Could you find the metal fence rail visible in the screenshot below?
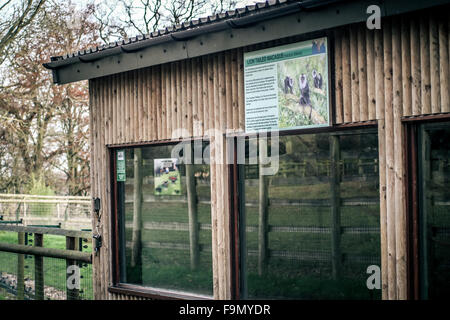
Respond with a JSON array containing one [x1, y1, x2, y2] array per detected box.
[[0, 225, 92, 300]]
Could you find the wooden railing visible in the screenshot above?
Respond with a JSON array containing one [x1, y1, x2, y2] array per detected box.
[[0, 225, 92, 300]]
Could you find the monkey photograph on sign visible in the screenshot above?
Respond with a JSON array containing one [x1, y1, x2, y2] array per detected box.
[[277, 46, 329, 129]]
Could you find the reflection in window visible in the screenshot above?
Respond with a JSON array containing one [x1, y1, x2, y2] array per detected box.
[[419, 124, 450, 299], [116, 142, 212, 296], [239, 130, 381, 299]]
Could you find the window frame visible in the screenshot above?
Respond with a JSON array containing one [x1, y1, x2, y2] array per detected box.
[[404, 117, 450, 300], [108, 138, 214, 300]]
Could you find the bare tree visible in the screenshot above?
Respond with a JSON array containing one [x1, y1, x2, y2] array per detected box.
[[0, 2, 98, 194], [0, 0, 46, 65], [94, 0, 255, 44]]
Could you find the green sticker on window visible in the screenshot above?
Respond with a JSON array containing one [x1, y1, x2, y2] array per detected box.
[[117, 150, 126, 182]]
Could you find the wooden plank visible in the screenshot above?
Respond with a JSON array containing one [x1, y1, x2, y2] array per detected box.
[[118, 74, 123, 143], [334, 29, 344, 124], [383, 20, 397, 300], [137, 69, 143, 141], [393, 20, 407, 300], [231, 49, 239, 130], [202, 55, 209, 132], [165, 63, 171, 140], [147, 67, 153, 141], [350, 25, 360, 122], [237, 47, 245, 130], [177, 61, 183, 136], [88, 80, 99, 298], [187, 59, 193, 137], [365, 29, 376, 120], [208, 55, 215, 133], [171, 62, 177, 138], [420, 16, 432, 114], [374, 28, 385, 120], [401, 17, 412, 117], [342, 27, 352, 122], [225, 51, 233, 130], [357, 26, 368, 121], [99, 71, 109, 299], [191, 58, 198, 137], [411, 16, 422, 116], [111, 74, 117, 143], [181, 60, 188, 136], [378, 119, 388, 299], [439, 15, 450, 112], [196, 57, 204, 137], [160, 65, 166, 140], [156, 65, 162, 141], [125, 72, 131, 142], [429, 15, 441, 114]]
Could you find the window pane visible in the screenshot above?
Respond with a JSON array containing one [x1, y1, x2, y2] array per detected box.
[[117, 142, 213, 296], [240, 131, 381, 299], [419, 125, 450, 299]]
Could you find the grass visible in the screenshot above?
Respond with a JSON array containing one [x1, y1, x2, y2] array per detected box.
[[0, 231, 93, 300]]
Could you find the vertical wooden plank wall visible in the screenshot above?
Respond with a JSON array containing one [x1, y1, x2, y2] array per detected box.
[[334, 11, 450, 299], [89, 48, 244, 300], [89, 9, 449, 300]]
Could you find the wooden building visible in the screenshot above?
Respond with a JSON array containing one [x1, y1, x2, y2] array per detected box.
[[44, 0, 450, 300]]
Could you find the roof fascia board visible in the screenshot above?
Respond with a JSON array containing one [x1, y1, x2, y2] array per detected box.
[[51, 0, 450, 84]]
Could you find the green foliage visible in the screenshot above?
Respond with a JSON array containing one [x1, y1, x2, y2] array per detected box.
[[27, 174, 55, 216]]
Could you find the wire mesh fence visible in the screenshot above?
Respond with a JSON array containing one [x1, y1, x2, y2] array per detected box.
[[0, 229, 93, 300], [0, 194, 91, 230]]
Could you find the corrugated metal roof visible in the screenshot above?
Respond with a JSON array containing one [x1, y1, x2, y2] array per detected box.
[[50, 0, 301, 62]]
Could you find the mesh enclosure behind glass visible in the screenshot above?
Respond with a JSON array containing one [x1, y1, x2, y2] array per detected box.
[[117, 142, 213, 296], [239, 130, 381, 299], [419, 124, 450, 299]]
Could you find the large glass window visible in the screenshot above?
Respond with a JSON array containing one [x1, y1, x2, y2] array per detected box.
[[114, 142, 213, 297], [238, 129, 381, 299], [418, 123, 450, 299]]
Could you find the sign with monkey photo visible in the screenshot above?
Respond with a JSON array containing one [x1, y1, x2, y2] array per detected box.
[[244, 37, 330, 132]]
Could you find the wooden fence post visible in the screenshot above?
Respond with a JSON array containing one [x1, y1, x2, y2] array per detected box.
[[66, 236, 80, 300], [330, 135, 342, 279], [258, 139, 269, 276], [17, 232, 25, 300], [186, 164, 199, 270], [34, 233, 44, 300]]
